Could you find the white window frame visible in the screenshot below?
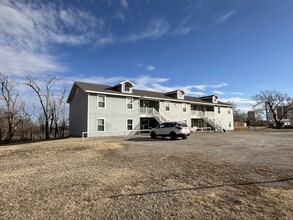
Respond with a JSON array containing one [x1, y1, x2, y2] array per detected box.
[[97, 95, 106, 109], [126, 118, 133, 130], [182, 103, 187, 113], [218, 106, 221, 114], [126, 97, 134, 110], [228, 108, 231, 114], [165, 101, 170, 112], [97, 118, 105, 131]]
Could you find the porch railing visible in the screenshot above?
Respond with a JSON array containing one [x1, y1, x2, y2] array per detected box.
[[191, 110, 215, 118]]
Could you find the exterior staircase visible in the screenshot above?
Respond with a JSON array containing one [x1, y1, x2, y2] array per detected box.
[[202, 116, 225, 132], [140, 107, 169, 123]]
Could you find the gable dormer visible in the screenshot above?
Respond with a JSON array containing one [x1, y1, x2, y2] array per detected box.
[[165, 89, 186, 100], [112, 80, 135, 94], [200, 95, 219, 103]]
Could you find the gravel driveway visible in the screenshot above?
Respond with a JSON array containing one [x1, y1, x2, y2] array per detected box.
[[123, 130, 293, 169]]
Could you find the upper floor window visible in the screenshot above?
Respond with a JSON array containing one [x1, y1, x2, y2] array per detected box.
[[166, 102, 170, 111], [182, 103, 187, 112], [228, 108, 231, 114], [97, 119, 105, 131], [218, 106, 221, 113], [125, 83, 130, 92], [97, 95, 105, 108], [126, 97, 134, 109]]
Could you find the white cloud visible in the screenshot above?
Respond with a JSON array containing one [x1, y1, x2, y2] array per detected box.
[[146, 65, 156, 71], [215, 11, 236, 24], [221, 97, 255, 112], [120, 0, 128, 9], [115, 11, 126, 21], [126, 17, 170, 42], [231, 92, 244, 95], [212, 90, 225, 95], [0, 46, 65, 75], [0, 0, 107, 76], [210, 83, 228, 88], [173, 26, 193, 35]]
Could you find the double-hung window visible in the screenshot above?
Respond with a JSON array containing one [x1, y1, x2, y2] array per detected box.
[[97, 119, 105, 131], [126, 98, 133, 109], [218, 106, 221, 114], [182, 103, 187, 112], [98, 96, 105, 108], [127, 119, 133, 130], [166, 102, 170, 111]]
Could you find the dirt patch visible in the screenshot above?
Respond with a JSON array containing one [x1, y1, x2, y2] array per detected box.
[[0, 132, 292, 219]]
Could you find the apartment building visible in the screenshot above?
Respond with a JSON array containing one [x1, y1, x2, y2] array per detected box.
[[67, 80, 234, 136]]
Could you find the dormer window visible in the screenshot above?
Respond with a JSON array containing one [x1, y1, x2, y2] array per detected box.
[[165, 89, 186, 100], [112, 80, 135, 94], [125, 83, 130, 92]]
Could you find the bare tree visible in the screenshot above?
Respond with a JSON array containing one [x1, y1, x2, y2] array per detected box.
[[253, 90, 293, 128], [234, 109, 248, 122], [50, 85, 67, 138], [25, 75, 56, 139], [0, 73, 27, 143]]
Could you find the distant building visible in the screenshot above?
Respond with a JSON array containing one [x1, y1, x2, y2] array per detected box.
[[268, 105, 293, 127]]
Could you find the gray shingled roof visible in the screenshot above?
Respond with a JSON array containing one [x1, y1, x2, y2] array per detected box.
[[67, 81, 232, 106]]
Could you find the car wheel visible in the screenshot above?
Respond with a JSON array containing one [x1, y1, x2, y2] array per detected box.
[[150, 132, 156, 139], [170, 132, 177, 140], [182, 135, 187, 139]]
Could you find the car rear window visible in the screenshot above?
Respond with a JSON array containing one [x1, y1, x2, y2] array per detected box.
[[177, 123, 188, 127]]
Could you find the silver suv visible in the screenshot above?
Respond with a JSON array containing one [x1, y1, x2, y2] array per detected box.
[[150, 122, 191, 140]]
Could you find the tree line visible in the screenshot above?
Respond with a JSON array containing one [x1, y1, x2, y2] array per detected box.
[[0, 72, 68, 144], [233, 90, 293, 128]]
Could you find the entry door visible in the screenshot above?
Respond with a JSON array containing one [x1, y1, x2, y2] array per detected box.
[[198, 120, 203, 128], [143, 101, 149, 108], [142, 119, 149, 129]]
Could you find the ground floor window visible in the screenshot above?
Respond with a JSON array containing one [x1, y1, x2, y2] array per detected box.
[[97, 119, 105, 131], [127, 119, 133, 130]]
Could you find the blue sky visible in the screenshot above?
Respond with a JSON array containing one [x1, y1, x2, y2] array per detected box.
[[1, 0, 293, 111]]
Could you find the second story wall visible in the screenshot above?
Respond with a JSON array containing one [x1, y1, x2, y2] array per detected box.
[[88, 94, 140, 132], [159, 100, 191, 126]]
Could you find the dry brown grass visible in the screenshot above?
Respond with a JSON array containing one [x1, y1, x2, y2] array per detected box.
[[0, 137, 292, 219]]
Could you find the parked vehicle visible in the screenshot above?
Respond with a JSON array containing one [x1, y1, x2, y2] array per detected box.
[[150, 122, 190, 140]]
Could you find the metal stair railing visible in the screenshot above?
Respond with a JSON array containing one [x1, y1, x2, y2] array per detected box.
[[140, 107, 169, 123], [202, 115, 224, 132]]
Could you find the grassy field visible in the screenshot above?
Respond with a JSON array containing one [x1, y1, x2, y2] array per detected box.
[[0, 132, 293, 219]]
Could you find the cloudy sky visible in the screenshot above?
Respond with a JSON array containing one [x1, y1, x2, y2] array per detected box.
[[1, 0, 293, 111]]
